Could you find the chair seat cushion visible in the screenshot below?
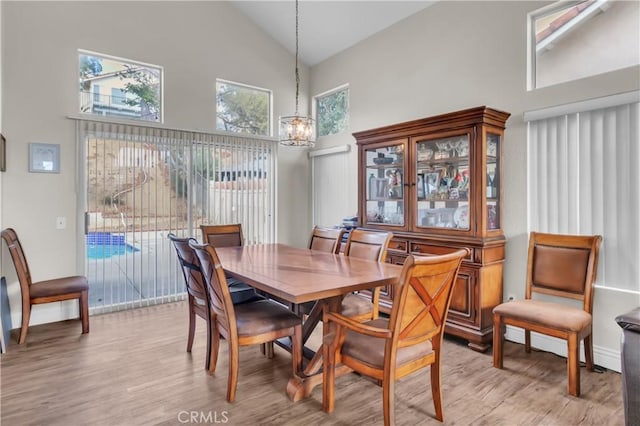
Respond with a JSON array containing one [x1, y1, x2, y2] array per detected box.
[[235, 300, 301, 336], [341, 293, 374, 318], [493, 299, 592, 332], [342, 318, 433, 369], [228, 281, 263, 305], [31, 276, 89, 299]]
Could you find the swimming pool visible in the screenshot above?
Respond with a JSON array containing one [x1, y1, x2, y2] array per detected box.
[[86, 232, 139, 260]]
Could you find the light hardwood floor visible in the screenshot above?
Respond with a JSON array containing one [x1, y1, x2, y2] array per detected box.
[[0, 302, 623, 425]]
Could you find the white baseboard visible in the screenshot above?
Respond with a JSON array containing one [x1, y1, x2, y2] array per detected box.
[[505, 326, 621, 373]]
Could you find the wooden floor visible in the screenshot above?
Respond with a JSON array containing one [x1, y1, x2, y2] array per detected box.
[[1, 302, 623, 425]]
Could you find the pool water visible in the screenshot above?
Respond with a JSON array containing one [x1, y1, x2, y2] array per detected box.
[[87, 243, 138, 259], [86, 232, 139, 259]]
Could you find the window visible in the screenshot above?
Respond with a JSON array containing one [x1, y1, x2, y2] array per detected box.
[[216, 79, 271, 137], [528, 0, 640, 90], [526, 92, 640, 292], [79, 50, 163, 122], [314, 85, 349, 137]]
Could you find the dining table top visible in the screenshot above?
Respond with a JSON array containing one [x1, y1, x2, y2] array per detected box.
[[215, 243, 403, 304]]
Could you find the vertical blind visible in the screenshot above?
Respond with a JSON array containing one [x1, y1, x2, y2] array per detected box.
[[75, 118, 277, 313], [527, 96, 640, 292]]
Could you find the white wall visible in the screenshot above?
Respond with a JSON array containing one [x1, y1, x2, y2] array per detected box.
[[0, 1, 312, 328], [310, 0, 640, 370]]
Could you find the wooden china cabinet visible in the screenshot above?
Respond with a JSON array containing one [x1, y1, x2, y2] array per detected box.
[[354, 106, 510, 352]]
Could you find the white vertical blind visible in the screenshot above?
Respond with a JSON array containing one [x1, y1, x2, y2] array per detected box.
[[310, 146, 350, 227], [527, 99, 640, 292], [75, 118, 276, 313]]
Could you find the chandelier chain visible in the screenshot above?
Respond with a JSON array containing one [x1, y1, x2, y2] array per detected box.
[[295, 0, 300, 114]]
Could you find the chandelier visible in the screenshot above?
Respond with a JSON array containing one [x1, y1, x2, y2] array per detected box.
[[279, 0, 315, 147]]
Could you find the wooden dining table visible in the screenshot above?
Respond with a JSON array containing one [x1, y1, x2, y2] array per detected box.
[[215, 243, 402, 401]]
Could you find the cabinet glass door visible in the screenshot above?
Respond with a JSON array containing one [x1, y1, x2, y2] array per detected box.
[[415, 134, 470, 230], [487, 133, 500, 230], [364, 144, 405, 226]]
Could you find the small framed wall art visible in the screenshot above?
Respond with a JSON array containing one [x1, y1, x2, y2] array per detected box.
[[29, 143, 60, 173]]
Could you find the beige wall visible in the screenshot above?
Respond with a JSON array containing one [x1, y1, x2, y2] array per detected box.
[[0, 1, 312, 327], [309, 0, 640, 367]]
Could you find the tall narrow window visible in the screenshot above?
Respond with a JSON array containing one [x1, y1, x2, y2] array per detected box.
[[526, 93, 640, 292], [528, 0, 639, 89], [79, 50, 163, 122], [216, 79, 272, 137], [314, 85, 349, 137]]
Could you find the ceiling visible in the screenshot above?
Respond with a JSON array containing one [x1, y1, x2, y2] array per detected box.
[[230, 1, 436, 66]]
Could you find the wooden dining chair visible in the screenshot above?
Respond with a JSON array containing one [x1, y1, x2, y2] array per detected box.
[[199, 223, 260, 305], [1, 228, 89, 344], [322, 249, 468, 425], [340, 229, 393, 322], [168, 233, 213, 371], [308, 226, 345, 254], [200, 223, 244, 247], [493, 232, 602, 397], [189, 241, 303, 402]]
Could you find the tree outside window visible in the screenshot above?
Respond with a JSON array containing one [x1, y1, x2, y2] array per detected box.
[[216, 80, 271, 137], [79, 50, 162, 122], [315, 86, 349, 137]]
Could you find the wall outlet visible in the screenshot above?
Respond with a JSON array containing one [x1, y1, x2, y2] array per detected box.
[[56, 217, 66, 229], [507, 294, 516, 302]]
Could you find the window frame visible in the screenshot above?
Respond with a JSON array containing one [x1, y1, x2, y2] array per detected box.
[[215, 78, 273, 137], [78, 49, 164, 123], [526, 0, 638, 91], [313, 84, 350, 138]]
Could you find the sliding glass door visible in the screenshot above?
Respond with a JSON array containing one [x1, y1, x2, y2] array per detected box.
[[77, 120, 276, 313]]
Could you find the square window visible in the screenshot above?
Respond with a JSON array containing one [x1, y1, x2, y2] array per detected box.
[[315, 86, 349, 137], [216, 80, 272, 137], [79, 50, 163, 122]]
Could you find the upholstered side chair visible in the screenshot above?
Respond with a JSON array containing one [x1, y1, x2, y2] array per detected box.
[[1, 228, 89, 344], [492, 232, 602, 397]]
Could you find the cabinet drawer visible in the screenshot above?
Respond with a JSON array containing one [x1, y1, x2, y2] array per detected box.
[[387, 239, 408, 253], [410, 243, 473, 261]]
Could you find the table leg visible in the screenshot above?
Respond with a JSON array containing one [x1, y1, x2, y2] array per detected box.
[[286, 296, 353, 402]]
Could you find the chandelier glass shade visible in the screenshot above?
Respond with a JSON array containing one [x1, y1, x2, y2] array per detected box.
[[278, 0, 315, 147]]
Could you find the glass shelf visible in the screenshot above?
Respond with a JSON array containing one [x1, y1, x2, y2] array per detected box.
[[365, 144, 405, 226]]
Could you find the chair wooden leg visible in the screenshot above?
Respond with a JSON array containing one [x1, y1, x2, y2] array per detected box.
[[260, 343, 266, 355], [265, 341, 274, 359], [382, 370, 396, 426], [291, 325, 302, 375], [80, 290, 89, 334], [18, 302, 31, 344], [227, 342, 239, 402], [322, 336, 336, 413], [493, 313, 504, 369], [430, 353, 444, 422], [204, 315, 212, 372], [525, 329, 531, 353], [209, 327, 220, 375], [186, 298, 196, 353], [584, 334, 594, 371], [567, 333, 580, 397]]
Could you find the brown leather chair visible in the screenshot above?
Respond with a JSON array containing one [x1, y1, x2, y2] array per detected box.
[[308, 226, 345, 254], [340, 229, 393, 322], [189, 241, 303, 402], [322, 249, 468, 425], [168, 233, 213, 371], [1, 228, 89, 344], [493, 232, 602, 397]]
